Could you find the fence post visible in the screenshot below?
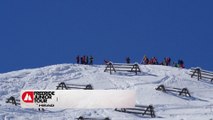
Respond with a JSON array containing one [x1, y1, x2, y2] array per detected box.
[[156, 85, 166, 92], [195, 68, 201, 80], [198, 68, 202, 80], [59, 82, 67, 90], [149, 105, 155, 118], [179, 88, 191, 97], [85, 84, 93, 90], [110, 63, 112, 74]]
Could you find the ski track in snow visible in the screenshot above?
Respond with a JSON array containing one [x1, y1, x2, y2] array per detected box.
[[0, 64, 213, 120]]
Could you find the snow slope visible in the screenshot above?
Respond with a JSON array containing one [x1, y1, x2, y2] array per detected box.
[[0, 64, 213, 120]]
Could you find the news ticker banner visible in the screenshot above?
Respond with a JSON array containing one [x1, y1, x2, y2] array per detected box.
[[21, 90, 136, 108]]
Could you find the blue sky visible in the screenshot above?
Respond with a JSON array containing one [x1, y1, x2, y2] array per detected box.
[[0, 0, 212, 73]]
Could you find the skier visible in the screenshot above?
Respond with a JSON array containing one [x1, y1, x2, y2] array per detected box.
[[166, 57, 171, 66], [162, 57, 166, 65], [163, 57, 171, 66], [89, 56, 94, 65], [83, 56, 86, 64], [80, 57, 84, 64], [152, 57, 158, 65], [126, 57, 130, 64], [149, 58, 153, 64], [86, 56, 89, 64], [76, 55, 80, 64], [142, 55, 149, 64], [178, 59, 184, 68]]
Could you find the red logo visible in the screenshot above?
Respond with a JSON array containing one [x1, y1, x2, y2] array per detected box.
[[22, 91, 34, 103]]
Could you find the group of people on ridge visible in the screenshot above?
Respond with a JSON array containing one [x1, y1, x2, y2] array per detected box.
[[76, 55, 94, 65], [142, 56, 184, 68], [142, 56, 171, 66], [142, 56, 159, 65], [125, 56, 184, 68], [76, 55, 185, 68]]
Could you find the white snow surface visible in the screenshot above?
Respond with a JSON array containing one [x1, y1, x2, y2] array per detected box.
[[0, 64, 213, 120]]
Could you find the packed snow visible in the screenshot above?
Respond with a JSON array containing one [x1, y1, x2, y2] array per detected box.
[[0, 64, 213, 120]]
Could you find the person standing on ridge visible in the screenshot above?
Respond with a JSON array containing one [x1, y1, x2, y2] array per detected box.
[[142, 55, 149, 64], [166, 57, 171, 66], [86, 56, 89, 64], [151, 57, 158, 65], [126, 57, 130, 64], [83, 56, 86, 64], [178, 59, 184, 68], [80, 56, 83, 64], [90, 56, 94, 65], [76, 55, 80, 64]]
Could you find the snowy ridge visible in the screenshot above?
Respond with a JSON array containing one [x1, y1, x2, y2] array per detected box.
[[0, 64, 213, 120]]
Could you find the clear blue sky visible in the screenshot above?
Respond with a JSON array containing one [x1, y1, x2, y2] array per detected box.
[[0, 0, 212, 73]]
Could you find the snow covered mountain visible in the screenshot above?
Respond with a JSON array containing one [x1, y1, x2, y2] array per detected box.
[[0, 64, 213, 120]]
